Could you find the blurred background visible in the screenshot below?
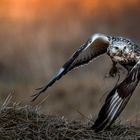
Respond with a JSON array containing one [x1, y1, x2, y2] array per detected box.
[[0, 0, 140, 121]]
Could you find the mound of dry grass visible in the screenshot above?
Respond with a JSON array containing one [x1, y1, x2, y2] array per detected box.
[[0, 96, 140, 140]]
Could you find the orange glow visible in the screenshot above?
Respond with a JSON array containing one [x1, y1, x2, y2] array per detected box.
[[0, 0, 139, 21]]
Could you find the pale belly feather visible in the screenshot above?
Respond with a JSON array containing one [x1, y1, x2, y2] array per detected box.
[[110, 51, 136, 64]]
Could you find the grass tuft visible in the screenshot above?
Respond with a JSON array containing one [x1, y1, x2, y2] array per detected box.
[[0, 100, 140, 140]]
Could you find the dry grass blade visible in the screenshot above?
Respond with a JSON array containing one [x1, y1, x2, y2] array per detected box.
[[0, 102, 140, 140], [1, 93, 12, 110]]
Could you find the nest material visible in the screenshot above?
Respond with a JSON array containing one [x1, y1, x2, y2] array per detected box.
[[0, 102, 140, 140]]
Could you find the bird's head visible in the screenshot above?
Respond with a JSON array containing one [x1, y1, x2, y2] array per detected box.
[[108, 41, 132, 57]]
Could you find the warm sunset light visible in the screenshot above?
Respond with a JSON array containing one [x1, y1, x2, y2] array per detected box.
[[0, 0, 140, 138], [0, 0, 139, 21]]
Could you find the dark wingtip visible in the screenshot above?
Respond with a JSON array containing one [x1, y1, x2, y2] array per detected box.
[[91, 124, 105, 133], [31, 86, 48, 102], [35, 87, 44, 90], [31, 93, 40, 102]]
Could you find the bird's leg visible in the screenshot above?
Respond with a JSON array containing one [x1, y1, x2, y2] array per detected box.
[[104, 62, 118, 79], [109, 62, 118, 77]]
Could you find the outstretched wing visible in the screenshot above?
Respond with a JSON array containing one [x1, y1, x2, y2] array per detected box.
[[92, 60, 140, 132], [31, 33, 109, 101]]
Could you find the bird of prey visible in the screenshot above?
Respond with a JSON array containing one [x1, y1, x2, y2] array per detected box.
[[31, 33, 140, 132]]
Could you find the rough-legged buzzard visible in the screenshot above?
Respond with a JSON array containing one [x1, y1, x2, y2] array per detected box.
[[31, 33, 140, 132]]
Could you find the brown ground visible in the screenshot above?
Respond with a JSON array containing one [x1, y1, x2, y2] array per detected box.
[[0, 97, 140, 140]]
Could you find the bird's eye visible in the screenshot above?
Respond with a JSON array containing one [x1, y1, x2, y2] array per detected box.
[[124, 46, 127, 49], [115, 46, 119, 50]]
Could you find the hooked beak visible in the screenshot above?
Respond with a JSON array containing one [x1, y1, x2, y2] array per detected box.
[[118, 50, 123, 56]]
